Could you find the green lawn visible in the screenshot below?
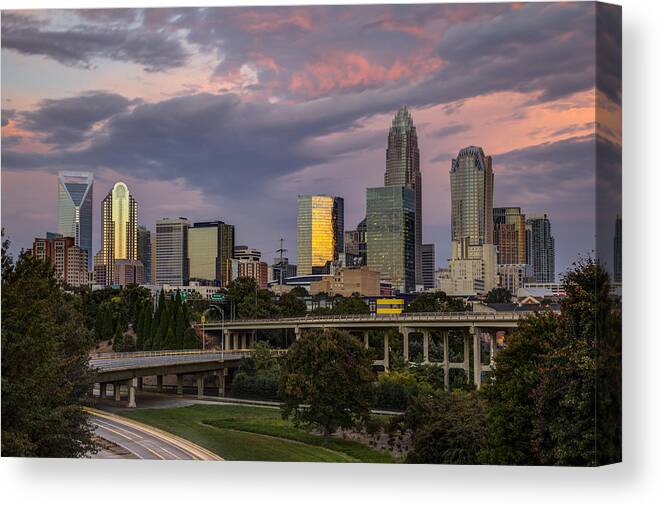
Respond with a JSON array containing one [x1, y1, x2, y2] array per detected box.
[[119, 404, 395, 463]]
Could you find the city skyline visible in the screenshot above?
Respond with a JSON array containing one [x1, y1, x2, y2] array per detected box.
[[1, 3, 622, 279]]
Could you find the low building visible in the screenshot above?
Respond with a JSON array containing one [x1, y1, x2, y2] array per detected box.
[[114, 259, 145, 286], [32, 236, 89, 287], [309, 266, 380, 297], [497, 263, 527, 293]]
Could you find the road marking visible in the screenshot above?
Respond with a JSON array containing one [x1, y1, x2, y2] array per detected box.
[[93, 421, 171, 460]]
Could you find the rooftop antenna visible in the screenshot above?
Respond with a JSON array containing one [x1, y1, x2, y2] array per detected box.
[[276, 238, 287, 286]]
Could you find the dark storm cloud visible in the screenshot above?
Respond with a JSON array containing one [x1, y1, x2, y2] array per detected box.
[[596, 3, 622, 105], [18, 92, 138, 147], [433, 123, 471, 138], [1, 109, 16, 127], [1, 12, 190, 72]]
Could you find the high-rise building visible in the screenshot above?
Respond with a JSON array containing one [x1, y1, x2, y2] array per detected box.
[[58, 171, 93, 269], [137, 226, 152, 284], [344, 218, 367, 266], [150, 233, 157, 287], [366, 186, 415, 293], [234, 245, 261, 262], [99, 182, 138, 284], [493, 207, 526, 264], [33, 236, 89, 287], [114, 259, 145, 287], [156, 217, 190, 286], [297, 195, 344, 276], [614, 215, 622, 283], [526, 214, 555, 283], [270, 257, 297, 283], [421, 243, 435, 290], [385, 107, 422, 286], [237, 259, 269, 289], [187, 220, 235, 287], [440, 147, 498, 296]]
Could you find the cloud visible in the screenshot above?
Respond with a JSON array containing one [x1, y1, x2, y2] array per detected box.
[[18, 91, 138, 147], [1, 109, 16, 127], [433, 123, 471, 138], [1, 11, 190, 72]]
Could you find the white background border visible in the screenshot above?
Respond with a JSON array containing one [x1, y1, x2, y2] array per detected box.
[[1, 0, 658, 504]]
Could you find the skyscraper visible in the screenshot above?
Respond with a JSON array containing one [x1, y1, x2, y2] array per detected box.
[[58, 171, 93, 269], [33, 236, 89, 287], [526, 214, 555, 283], [156, 217, 190, 286], [137, 226, 152, 284], [366, 186, 416, 293], [99, 181, 138, 284], [187, 220, 235, 287], [296, 195, 344, 275], [440, 146, 498, 296], [385, 106, 422, 287], [421, 243, 435, 290], [344, 218, 367, 266], [493, 207, 526, 264]]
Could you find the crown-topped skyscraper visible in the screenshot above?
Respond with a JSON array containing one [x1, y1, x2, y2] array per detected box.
[[384, 106, 422, 287]]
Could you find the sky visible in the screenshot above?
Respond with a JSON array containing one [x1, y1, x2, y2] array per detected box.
[[0, 2, 622, 278]]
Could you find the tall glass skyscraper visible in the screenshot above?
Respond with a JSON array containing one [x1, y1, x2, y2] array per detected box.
[[366, 186, 415, 294], [526, 214, 555, 283], [99, 182, 138, 284], [188, 221, 235, 287], [58, 171, 93, 269], [493, 207, 526, 264], [385, 107, 422, 286], [137, 226, 152, 284], [450, 146, 494, 247], [296, 195, 344, 275], [156, 217, 190, 286]]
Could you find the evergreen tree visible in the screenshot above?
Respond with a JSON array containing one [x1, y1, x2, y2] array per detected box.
[[183, 327, 201, 349], [142, 308, 153, 350], [165, 325, 176, 350], [112, 323, 124, 352], [175, 306, 186, 348]]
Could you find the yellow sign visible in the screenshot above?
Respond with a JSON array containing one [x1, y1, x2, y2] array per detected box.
[[376, 298, 404, 315]]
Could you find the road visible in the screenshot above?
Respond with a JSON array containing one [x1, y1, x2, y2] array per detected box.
[[87, 408, 222, 461]]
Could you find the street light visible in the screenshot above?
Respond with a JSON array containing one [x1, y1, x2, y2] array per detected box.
[[201, 305, 224, 356]]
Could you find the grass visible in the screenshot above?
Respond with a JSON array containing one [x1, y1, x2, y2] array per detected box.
[[119, 404, 395, 463]]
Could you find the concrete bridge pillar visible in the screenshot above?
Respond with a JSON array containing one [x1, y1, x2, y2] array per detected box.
[[490, 332, 497, 366], [217, 369, 226, 397], [363, 330, 369, 349], [137, 377, 143, 391], [223, 330, 229, 351], [233, 333, 239, 350], [443, 331, 450, 389], [422, 330, 430, 364], [472, 326, 482, 389], [99, 382, 107, 399], [463, 330, 471, 382], [157, 375, 164, 392], [177, 374, 184, 396], [128, 378, 137, 408], [113, 382, 121, 401], [295, 327, 301, 341], [383, 332, 389, 371], [401, 327, 411, 362], [196, 373, 204, 399]]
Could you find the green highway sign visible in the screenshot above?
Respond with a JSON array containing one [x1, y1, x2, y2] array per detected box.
[[211, 293, 225, 301]]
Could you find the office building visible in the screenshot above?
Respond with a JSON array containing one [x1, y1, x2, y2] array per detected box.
[[234, 245, 261, 261], [440, 147, 498, 296], [150, 233, 157, 287], [237, 259, 269, 289], [526, 214, 555, 283], [32, 236, 89, 287], [187, 220, 235, 287], [296, 195, 344, 276], [137, 226, 152, 284], [385, 107, 423, 286], [421, 243, 435, 290], [98, 181, 138, 285], [366, 186, 415, 293], [58, 171, 93, 269], [270, 257, 297, 283], [156, 217, 190, 286], [309, 266, 380, 297], [493, 207, 526, 264], [497, 263, 527, 293], [344, 218, 367, 266], [114, 259, 145, 287]]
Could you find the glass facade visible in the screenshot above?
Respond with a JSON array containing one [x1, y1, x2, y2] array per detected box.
[[366, 186, 415, 293], [450, 146, 494, 247], [385, 107, 422, 286], [526, 214, 555, 283], [296, 195, 344, 276], [100, 181, 138, 284], [58, 171, 93, 269], [156, 217, 190, 286], [137, 226, 152, 284], [493, 207, 526, 264], [187, 221, 235, 287]]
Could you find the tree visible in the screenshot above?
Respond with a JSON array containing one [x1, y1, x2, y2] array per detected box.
[[278, 291, 307, 317], [280, 329, 375, 435], [289, 286, 309, 298], [183, 327, 201, 349], [112, 323, 125, 352], [405, 291, 469, 313], [174, 305, 186, 347], [485, 287, 513, 303], [2, 238, 96, 457]]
